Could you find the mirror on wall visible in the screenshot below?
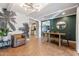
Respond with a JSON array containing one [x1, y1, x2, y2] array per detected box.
[[56, 21, 66, 30]]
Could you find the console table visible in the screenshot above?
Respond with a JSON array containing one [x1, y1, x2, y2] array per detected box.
[[44, 32, 66, 47]]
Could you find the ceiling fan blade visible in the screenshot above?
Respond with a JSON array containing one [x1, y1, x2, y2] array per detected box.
[[10, 11, 16, 16], [0, 12, 3, 16], [10, 18, 16, 23], [8, 22, 16, 31], [3, 11, 10, 16]]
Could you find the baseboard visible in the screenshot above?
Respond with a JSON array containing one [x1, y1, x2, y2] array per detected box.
[[63, 39, 76, 43], [76, 49, 79, 53]]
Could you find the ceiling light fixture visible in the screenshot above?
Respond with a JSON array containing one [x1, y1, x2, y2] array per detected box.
[[62, 12, 66, 15], [19, 3, 48, 12]]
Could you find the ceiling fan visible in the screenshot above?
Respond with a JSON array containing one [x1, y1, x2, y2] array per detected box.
[[0, 8, 16, 31]]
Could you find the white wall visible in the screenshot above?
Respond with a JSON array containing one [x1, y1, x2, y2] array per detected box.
[[38, 21, 42, 39], [14, 12, 29, 30], [76, 7, 79, 53], [8, 12, 29, 32]]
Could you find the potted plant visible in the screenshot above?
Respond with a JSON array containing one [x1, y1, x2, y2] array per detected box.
[[0, 8, 16, 48]]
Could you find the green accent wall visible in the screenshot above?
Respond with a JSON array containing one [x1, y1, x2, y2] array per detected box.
[[50, 15, 76, 41]]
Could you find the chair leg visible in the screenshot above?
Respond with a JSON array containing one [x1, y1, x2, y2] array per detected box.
[[61, 39, 63, 46], [67, 39, 69, 46]]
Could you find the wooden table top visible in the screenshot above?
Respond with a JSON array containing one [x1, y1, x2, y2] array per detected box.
[[44, 32, 66, 35], [50, 32, 66, 35]]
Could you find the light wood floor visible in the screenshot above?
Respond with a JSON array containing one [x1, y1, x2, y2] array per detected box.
[[0, 36, 78, 56]]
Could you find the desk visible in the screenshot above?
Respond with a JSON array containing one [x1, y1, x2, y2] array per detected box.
[[44, 32, 66, 47]]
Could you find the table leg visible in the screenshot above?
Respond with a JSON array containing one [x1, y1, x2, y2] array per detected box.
[[59, 35, 61, 47], [48, 33, 50, 42], [44, 34, 48, 42]]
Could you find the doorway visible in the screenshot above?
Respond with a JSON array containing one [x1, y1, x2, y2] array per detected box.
[[29, 19, 39, 38]]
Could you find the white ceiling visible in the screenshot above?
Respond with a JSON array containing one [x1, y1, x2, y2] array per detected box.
[[28, 3, 79, 21], [0, 3, 79, 21], [0, 3, 9, 8]]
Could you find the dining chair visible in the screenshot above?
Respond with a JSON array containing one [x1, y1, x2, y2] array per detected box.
[[61, 33, 70, 46]]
